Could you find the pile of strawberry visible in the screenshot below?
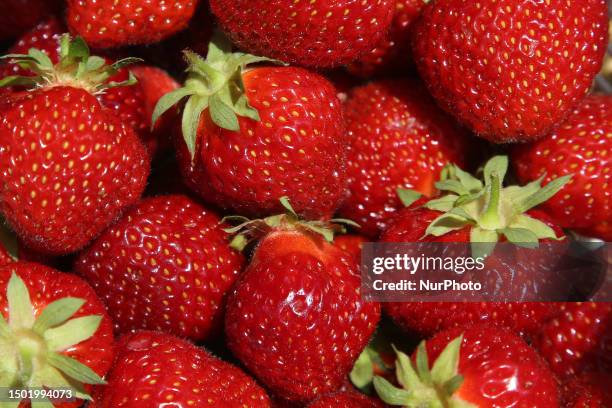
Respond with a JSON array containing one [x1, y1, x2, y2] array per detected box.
[[0, 0, 610, 407]]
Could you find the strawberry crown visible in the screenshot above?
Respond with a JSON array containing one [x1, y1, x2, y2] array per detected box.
[[373, 335, 477, 407], [398, 155, 570, 258], [222, 197, 359, 251], [0, 273, 105, 404], [0, 34, 141, 94], [152, 33, 284, 161]]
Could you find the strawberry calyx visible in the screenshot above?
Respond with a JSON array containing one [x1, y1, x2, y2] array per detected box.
[[399, 155, 570, 258], [0, 273, 106, 404], [0, 34, 141, 95], [151, 32, 284, 161], [373, 335, 476, 408], [223, 196, 358, 251]]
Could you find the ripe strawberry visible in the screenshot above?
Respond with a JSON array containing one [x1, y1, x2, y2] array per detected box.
[[66, 0, 199, 49], [513, 95, 612, 240], [334, 234, 368, 262], [0, 18, 180, 157], [0, 36, 150, 255], [209, 0, 395, 68], [75, 195, 244, 341], [412, 0, 609, 142], [307, 390, 384, 408], [337, 80, 471, 238], [154, 38, 347, 219], [224, 200, 380, 402], [0, 262, 114, 407], [380, 156, 569, 337], [0, 0, 61, 41], [90, 330, 271, 407], [348, 0, 427, 77], [561, 372, 612, 408], [535, 302, 612, 379], [374, 326, 560, 406]]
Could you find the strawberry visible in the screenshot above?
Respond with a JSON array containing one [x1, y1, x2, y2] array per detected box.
[[0, 0, 61, 41], [374, 325, 560, 407], [380, 156, 569, 337], [411, 0, 609, 142], [348, 0, 427, 78], [337, 80, 471, 238], [75, 195, 244, 342], [0, 244, 13, 265], [0, 19, 180, 157], [66, 0, 199, 49], [209, 0, 395, 68], [224, 199, 380, 403], [153, 37, 347, 219], [90, 330, 271, 407], [0, 262, 114, 407], [513, 95, 612, 240], [534, 302, 612, 379], [0, 36, 150, 255], [307, 390, 384, 408], [561, 372, 612, 408], [334, 234, 368, 263]]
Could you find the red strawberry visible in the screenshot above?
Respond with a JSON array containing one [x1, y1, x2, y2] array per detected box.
[[0, 19, 180, 157], [337, 80, 471, 238], [224, 200, 380, 402], [0, 0, 61, 41], [348, 0, 427, 77], [0, 262, 114, 407], [535, 302, 612, 379], [0, 244, 13, 265], [75, 195, 244, 341], [209, 0, 395, 68], [374, 325, 560, 407], [0, 36, 150, 255], [513, 95, 612, 240], [154, 38, 347, 219], [66, 0, 199, 49], [307, 390, 384, 408], [561, 371, 612, 408], [334, 234, 368, 262], [380, 156, 569, 337], [90, 330, 271, 407], [412, 0, 609, 142]]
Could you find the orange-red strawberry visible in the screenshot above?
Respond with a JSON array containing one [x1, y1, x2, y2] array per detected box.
[[334, 234, 368, 263], [0, 36, 149, 255], [154, 38, 347, 219], [209, 0, 395, 68], [224, 200, 380, 403], [412, 0, 609, 142], [513, 95, 612, 240], [91, 330, 271, 407], [0, 0, 61, 41], [374, 326, 560, 407], [337, 80, 470, 238], [75, 195, 244, 342], [0, 262, 114, 407], [535, 302, 612, 379], [348, 0, 427, 77], [380, 156, 569, 337], [66, 0, 199, 48], [307, 390, 384, 408], [0, 19, 180, 157]]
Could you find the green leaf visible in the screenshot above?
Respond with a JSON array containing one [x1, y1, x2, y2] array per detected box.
[[509, 214, 559, 240], [110, 57, 143, 72], [503, 176, 543, 206], [397, 188, 422, 208], [27, 48, 53, 69], [329, 218, 361, 228], [424, 195, 459, 212], [182, 95, 209, 160], [151, 87, 195, 128], [32, 298, 86, 335], [451, 166, 483, 192], [470, 228, 499, 259], [279, 196, 297, 217], [229, 234, 248, 252], [0, 76, 38, 88], [302, 224, 334, 242], [33, 364, 92, 401], [46, 353, 106, 385], [349, 349, 373, 389], [414, 342, 431, 385], [449, 207, 475, 222], [67, 36, 90, 60], [435, 179, 468, 196], [0, 313, 9, 338], [44, 315, 103, 352], [234, 93, 260, 122], [425, 213, 470, 237], [7, 273, 34, 329], [209, 93, 240, 131], [444, 374, 464, 395], [483, 156, 508, 184], [85, 56, 105, 71], [501, 228, 539, 248], [0, 401, 20, 408], [517, 175, 572, 213], [373, 376, 412, 406], [431, 335, 462, 385], [394, 346, 423, 390], [206, 31, 234, 62]]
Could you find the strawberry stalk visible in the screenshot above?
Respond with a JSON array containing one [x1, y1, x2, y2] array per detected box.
[[0, 273, 105, 404]]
